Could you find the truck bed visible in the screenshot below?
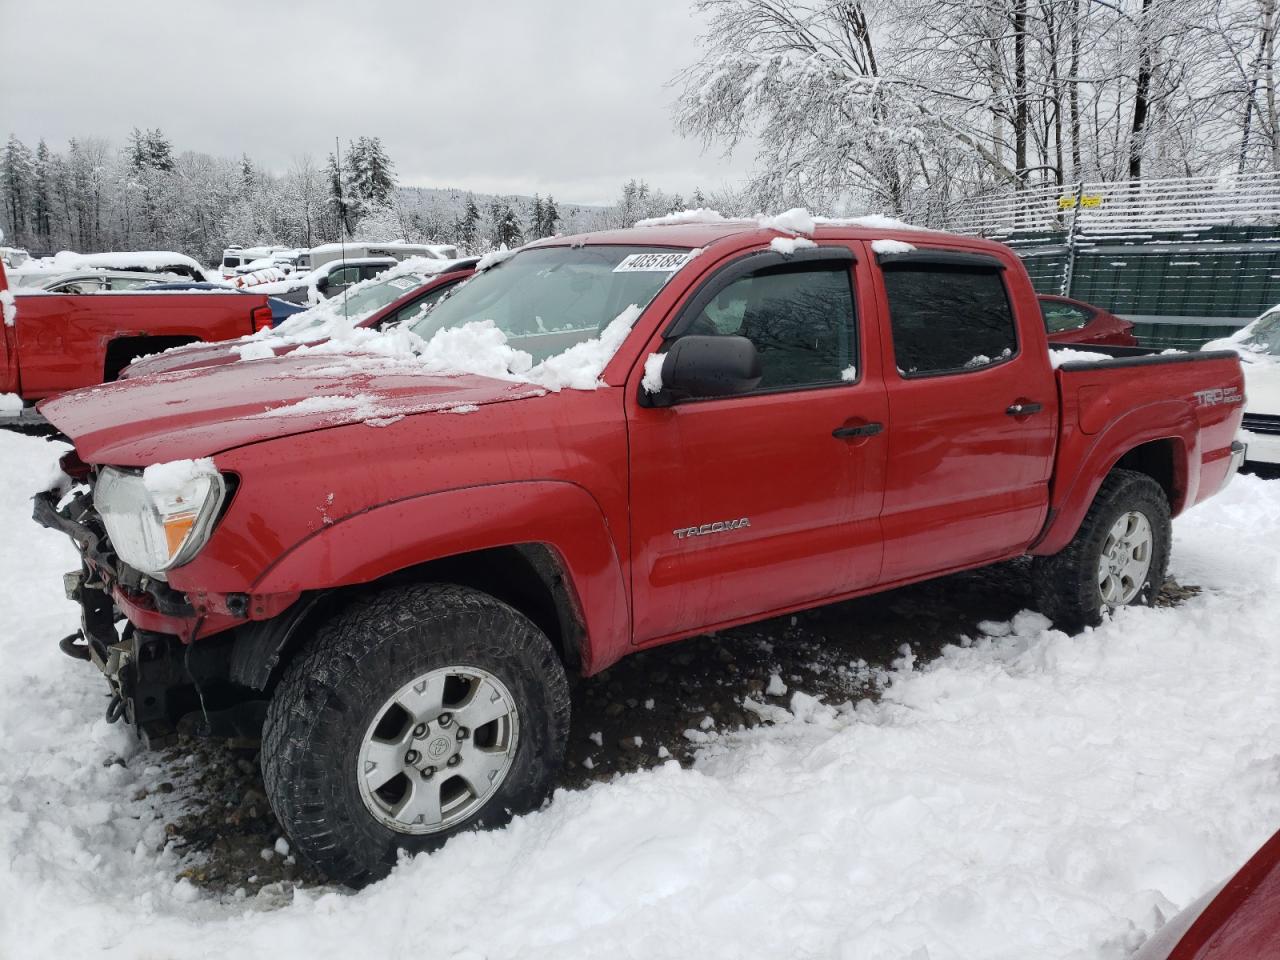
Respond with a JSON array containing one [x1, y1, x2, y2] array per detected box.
[[1035, 345, 1246, 554]]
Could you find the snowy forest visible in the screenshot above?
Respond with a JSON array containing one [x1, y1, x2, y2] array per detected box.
[[677, 0, 1279, 220], [2, 0, 1277, 260], [0, 130, 649, 263]]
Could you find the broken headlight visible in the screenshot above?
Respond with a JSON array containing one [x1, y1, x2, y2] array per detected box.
[[94, 464, 226, 579]]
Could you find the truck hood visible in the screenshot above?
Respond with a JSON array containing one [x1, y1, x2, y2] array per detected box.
[[39, 352, 545, 465]]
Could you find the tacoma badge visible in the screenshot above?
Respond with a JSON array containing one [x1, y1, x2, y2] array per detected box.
[[673, 518, 750, 540]]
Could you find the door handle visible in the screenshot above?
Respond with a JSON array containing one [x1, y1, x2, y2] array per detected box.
[[1005, 402, 1043, 416], [833, 422, 884, 439]]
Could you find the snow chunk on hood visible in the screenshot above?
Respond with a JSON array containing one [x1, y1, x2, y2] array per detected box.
[[871, 239, 917, 255], [293, 303, 647, 395], [529, 304, 644, 391], [769, 236, 817, 255], [0, 288, 14, 326], [0, 392, 21, 414], [142, 458, 218, 496]]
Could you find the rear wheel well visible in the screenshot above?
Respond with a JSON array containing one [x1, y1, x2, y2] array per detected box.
[[1113, 439, 1183, 512], [103, 335, 200, 381], [234, 544, 586, 694]]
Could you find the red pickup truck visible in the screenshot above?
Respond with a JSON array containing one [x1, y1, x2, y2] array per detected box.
[[33, 220, 1245, 886], [0, 259, 272, 429]]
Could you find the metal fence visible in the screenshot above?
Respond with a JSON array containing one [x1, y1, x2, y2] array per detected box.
[[948, 170, 1280, 238], [944, 171, 1280, 347]]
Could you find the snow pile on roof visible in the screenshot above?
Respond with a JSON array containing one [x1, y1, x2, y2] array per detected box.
[[2, 429, 1279, 959], [769, 236, 817, 255], [17, 250, 209, 277], [634, 207, 925, 236], [1050, 347, 1114, 367], [871, 239, 917, 255], [0, 288, 15, 326], [141, 457, 218, 497], [819, 213, 923, 231], [756, 208, 816, 235], [634, 208, 732, 229]]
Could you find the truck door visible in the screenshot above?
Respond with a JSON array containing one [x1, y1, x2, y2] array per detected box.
[[873, 249, 1057, 582], [627, 246, 889, 645]]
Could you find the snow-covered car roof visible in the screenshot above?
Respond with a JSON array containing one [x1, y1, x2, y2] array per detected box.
[[13, 250, 210, 282], [35, 269, 186, 289]]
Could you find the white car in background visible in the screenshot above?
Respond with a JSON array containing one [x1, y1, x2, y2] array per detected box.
[[1205, 303, 1280, 466], [31, 270, 186, 293]]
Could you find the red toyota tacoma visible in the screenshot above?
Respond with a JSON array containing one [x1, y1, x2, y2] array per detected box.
[[32, 219, 1245, 886], [0, 258, 272, 431]]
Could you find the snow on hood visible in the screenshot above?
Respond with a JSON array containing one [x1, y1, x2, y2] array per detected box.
[[43, 301, 644, 463], [39, 353, 548, 465]]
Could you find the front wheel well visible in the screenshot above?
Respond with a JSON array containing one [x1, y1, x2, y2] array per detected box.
[[232, 543, 587, 694]]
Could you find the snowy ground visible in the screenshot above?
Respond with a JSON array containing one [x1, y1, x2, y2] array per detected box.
[[1, 430, 1278, 960]]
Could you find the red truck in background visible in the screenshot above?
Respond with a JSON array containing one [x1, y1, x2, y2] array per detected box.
[[0, 258, 272, 430], [1040, 293, 1139, 348], [34, 220, 1245, 887]]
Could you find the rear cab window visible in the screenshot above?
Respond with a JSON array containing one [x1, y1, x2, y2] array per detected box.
[[880, 257, 1017, 377], [1041, 301, 1093, 333]]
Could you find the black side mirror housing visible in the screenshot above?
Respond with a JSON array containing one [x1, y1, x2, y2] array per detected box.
[[647, 335, 762, 407]]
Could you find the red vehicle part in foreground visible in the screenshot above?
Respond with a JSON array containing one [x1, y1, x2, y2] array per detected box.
[[1040, 292, 1140, 347], [1135, 827, 1280, 959], [0, 259, 272, 403], [119, 261, 476, 380]]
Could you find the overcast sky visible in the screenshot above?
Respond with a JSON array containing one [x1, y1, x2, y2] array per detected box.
[[0, 0, 755, 207]]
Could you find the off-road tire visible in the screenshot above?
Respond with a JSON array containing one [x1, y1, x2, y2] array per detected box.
[[1031, 468, 1171, 633], [262, 583, 571, 888]]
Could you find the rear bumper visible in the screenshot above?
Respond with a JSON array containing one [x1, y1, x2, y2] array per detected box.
[[1241, 429, 1280, 466]]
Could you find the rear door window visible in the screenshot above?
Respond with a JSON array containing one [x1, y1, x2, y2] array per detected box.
[[881, 265, 1017, 376]]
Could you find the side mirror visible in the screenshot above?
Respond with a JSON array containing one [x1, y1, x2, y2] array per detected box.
[[646, 335, 762, 407], [316, 275, 329, 291]]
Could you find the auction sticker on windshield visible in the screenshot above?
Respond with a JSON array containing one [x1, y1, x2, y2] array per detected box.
[[613, 252, 692, 273]]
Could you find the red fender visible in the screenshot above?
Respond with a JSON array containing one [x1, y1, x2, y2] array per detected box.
[[251, 480, 631, 673], [1033, 399, 1196, 556]]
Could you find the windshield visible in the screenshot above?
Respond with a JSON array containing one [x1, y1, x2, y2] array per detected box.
[[281, 273, 430, 334], [1240, 309, 1280, 356], [409, 246, 691, 363]]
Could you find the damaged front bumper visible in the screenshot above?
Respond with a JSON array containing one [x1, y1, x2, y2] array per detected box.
[[33, 489, 229, 746]]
